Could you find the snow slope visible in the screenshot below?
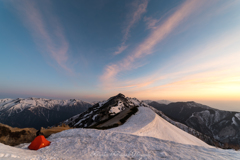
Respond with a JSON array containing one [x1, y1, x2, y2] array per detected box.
[[0, 128, 240, 160], [149, 100, 240, 148], [110, 107, 209, 147]]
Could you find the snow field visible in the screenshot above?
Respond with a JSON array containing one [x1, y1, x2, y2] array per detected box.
[[110, 107, 210, 147], [1, 128, 240, 160]]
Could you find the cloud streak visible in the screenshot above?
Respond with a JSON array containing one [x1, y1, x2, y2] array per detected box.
[[111, 28, 240, 100], [114, 45, 128, 55], [144, 16, 160, 30], [114, 0, 149, 55], [12, 0, 72, 73], [102, 0, 205, 88]]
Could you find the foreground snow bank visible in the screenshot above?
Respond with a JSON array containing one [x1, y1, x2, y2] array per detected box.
[[1, 128, 240, 160], [110, 107, 209, 147], [0, 107, 239, 159]]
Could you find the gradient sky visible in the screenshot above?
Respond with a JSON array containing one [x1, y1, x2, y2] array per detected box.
[[0, 0, 240, 111]]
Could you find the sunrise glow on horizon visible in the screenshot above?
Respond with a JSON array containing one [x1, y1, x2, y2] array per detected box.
[[0, 0, 240, 111]]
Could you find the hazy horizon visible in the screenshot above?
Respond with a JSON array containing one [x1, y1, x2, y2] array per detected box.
[[0, 94, 239, 112], [1, 0, 239, 112]]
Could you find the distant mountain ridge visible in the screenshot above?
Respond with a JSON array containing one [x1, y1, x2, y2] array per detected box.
[[0, 97, 92, 129], [143, 100, 171, 105], [148, 101, 240, 149]]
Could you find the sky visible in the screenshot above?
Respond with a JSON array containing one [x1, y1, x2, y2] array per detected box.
[[0, 0, 240, 111]]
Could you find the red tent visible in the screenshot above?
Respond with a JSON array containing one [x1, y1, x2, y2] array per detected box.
[[28, 135, 51, 150]]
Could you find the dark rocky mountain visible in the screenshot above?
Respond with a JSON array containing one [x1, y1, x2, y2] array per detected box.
[[0, 98, 92, 129], [148, 101, 240, 149], [60, 93, 140, 129]]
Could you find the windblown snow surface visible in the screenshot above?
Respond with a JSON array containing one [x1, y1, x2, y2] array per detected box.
[[110, 107, 209, 147], [1, 107, 240, 159]]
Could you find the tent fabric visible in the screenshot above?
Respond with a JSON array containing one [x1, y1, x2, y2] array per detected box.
[[28, 135, 51, 150]]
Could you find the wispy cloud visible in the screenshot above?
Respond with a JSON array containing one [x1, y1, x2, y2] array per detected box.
[[114, 0, 149, 55], [112, 28, 240, 100], [102, 0, 205, 88], [11, 0, 72, 73], [143, 16, 160, 30], [114, 45, 128, 55]]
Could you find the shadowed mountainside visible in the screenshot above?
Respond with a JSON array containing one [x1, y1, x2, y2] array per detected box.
[[148, 101, 240, 150]]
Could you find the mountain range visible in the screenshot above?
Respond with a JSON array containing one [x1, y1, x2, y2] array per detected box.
[[0, 98, 92, 129], [1, 94, 240, 159], [1, 95, 239, 150]]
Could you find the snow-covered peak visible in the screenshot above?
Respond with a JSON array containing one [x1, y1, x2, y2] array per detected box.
[[0, 97, 92, 129], [62, 93, 144, 128], [98, 100, 108, 107], [0, 98, 13, 104], [109, 100, 125, 115], [0, 98, 89, 114], [0, 98, 14, 110], [235, 113, 240, 120], [126, 97, 141, 106]]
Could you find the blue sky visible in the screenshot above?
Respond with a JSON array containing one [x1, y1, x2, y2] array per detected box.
[[0, 0, 240, 111]]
